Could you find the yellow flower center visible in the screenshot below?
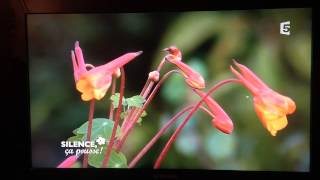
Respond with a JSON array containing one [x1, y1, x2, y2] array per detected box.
[[76, 73, 111, 101], [254, 97, 288, 136]]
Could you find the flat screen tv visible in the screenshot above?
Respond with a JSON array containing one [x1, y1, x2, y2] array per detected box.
[[8, 0, 317, 179]]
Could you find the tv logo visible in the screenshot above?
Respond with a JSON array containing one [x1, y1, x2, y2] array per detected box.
[[280, 21, 290, 35], [61, 137, 106, 156]]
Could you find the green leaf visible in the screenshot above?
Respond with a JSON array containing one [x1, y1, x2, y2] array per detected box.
[[110, 93, 145, 109], [67, 133, 85, 141], [88, 146, 128, 168], [71, 161, 81, 168], [120, 111, 128, 120], [110, 93, 127, 108], [137, 111, 147, 125], [137, 118, 143, 125], [72, 128, 78, 135], [75, 118, 121, 141], [126, 95, 145, 108], [141, 110, 147, 117]]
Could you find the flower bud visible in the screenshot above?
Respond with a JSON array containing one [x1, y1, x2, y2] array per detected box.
[[148, 71, 160, 82]]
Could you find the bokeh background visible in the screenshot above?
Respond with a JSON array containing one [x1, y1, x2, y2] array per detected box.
[[29, 8, 311, 171]]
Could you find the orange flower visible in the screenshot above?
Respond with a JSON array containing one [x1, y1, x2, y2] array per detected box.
[[163, 46, 205, 89], [71, 41, 142, 101], [195, 90, 234, 134], [230, 60, 296, 136]]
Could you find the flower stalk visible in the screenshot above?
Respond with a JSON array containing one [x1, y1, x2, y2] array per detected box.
[[109, 78, 117, 120], [102, 67, 126, 167], [129, 105, 213, 168], [82, 99, 95, 168], [154, 79, 240, 168]]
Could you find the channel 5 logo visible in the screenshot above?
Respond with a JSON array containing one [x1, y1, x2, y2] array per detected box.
[[280, 21, 290, 36]]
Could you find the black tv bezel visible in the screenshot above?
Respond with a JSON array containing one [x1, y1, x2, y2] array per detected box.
[[8, 0, 318, 179]]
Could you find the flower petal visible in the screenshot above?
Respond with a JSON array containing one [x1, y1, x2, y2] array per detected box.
[[282, 95, 296, 114], [254, 95, 289, 136], [76, 77, 91, 93], [81, 92, 94, 101], [93, 75, 112, 100], [90, 51, 143, 74], [76, 73, 112, 101], [212, 116, 234, 134]]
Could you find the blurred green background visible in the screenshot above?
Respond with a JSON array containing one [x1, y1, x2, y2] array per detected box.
[[29, 9, 310, 171]]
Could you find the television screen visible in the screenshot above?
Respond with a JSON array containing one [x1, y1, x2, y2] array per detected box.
[[28, 9, 311, 171]]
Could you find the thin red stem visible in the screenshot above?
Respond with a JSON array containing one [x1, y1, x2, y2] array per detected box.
[[109, 78, 117, 120], [129, 105, 193, 168], [122, 80, 154, 130], [122, 78, 152, 133], [102, 67, 126, 168], [156, 58, 166, 72], [121, 108, 135, 133], [82, 99, 95, 168], [140, 79, 151, 96], [121, 59, 166, 140], [154, 79, 240, 168], [138, 58, 165, 99], [128, 105, 212, 168], [115, 70, 180, 151], [142, 81, 155, 99], [122, 81, 155, 132]]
